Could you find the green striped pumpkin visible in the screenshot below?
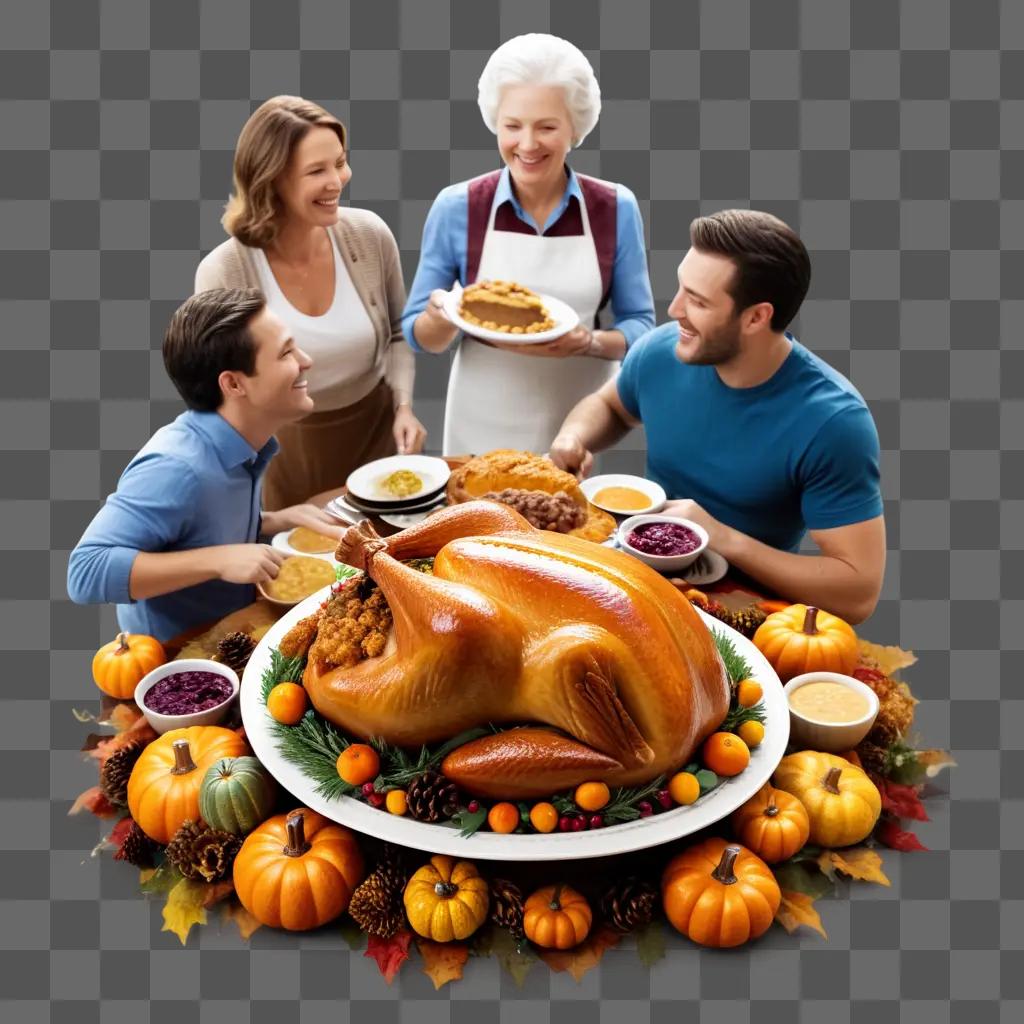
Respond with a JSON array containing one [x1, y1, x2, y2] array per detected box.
[[199, 757, 276, 835]]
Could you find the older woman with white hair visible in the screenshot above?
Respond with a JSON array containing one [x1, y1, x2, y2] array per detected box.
[[403, 34, 655, 456]]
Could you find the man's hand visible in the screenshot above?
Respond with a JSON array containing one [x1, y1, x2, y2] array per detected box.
[[547, 432, 594, 479], [661, 498, 736, 555], [214, 544, 287, 585], [392, 404, 427, 454], [262, 504, 346, 540], [487, 326, 594, 358]]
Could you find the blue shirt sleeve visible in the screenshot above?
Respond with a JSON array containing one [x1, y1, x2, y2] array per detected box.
[[67, 454, 199, 606], [610, 186, 655, 347], [401, 184, 468, 351], [615, 328, 652, 419], [798, 407, 884, 532]]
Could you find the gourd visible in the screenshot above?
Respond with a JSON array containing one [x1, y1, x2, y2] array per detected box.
[[233, 810, 364, 930], [127, 726, 247, 843], [662, 837, 781, 947], [403, 855, 490, 941], [92, 632, 166, 699], [752, 604, 858, 682], [198, 756, 276, 835], [522, 884, 592, 949], [731, 784, 810, 863], [772, 750, 881, 847]]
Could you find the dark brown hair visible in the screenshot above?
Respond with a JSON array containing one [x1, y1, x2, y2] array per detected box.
[[163, 289, 266, 412], [689, 210, 811, 332], [223, 95, 348, 248]]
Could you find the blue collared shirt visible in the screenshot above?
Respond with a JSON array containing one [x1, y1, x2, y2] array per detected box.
[[402, 166, 655, 350], [67, 410, 279, 643]]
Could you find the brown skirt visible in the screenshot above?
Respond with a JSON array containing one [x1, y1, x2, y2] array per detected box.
[[261, 379, 396, 511]]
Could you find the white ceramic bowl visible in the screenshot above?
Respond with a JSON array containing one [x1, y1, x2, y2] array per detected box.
[[346, 455, 450, 504], [134, 658, 240, 735], [617, 514, 709, 572], [579, 474, 666, 515], [783, 671, 880, 753]]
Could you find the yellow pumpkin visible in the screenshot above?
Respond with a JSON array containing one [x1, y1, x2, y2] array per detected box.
[[403, 855, 490, 942], [523, 884, 592, 949], [773, 750, 881, 847], [127, 726, 247, 843], [662, 838, 780, 948], [92, 632, 166, 699], [731, 784, 810, 864], [233, 810, 364, 931], [752, 604, 858, 682]]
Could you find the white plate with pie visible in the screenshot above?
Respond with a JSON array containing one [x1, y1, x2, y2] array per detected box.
[[442, 283, 579, 345]]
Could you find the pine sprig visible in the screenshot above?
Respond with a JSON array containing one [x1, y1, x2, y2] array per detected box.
[[260, 648, 305, 702], [602, 775, 667, 824], [722, 700, 767, 732], [711, 629, 753, 686]]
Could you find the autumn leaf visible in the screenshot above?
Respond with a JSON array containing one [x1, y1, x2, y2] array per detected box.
[[773, 861, 834, 900], [85, 715, 158, 768], [488, 926, 538, 988], [635, 921, 666, 967], [418, 939, 469, 989], [915, 749, 957, 779], [875, 817, 927, 852], [538, 925, 622, 983], [817, 847, 890, 886], [100, 701, 145, 732], [879, 779, 929, 822], [221, 899, 263, 941], [339, 917, 367, 951], [162, 878, 214, 945], [138, 868, 157, 886], [140, 863, 185, 897], [776, 889, 827, 939], [857, 640, 917, 676], [366, 929, 413, 984], [69, 785, 118, 819]]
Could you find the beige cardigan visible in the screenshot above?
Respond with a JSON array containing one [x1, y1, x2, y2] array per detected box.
[[194, 208, 415, 410]]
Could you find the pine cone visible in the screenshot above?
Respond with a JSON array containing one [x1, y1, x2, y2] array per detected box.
[[856, 740, 891, 776], [600, 876, 657, 933], [216, 631, 257, 676], [114, 820, 157, 868], [722, 606, 768, 639], [348, 854, 408, 938], [406, 771, 459, 823], [100, 743, 143, 807], [166, 820, 242, 882], [489, 878, 524, 939]]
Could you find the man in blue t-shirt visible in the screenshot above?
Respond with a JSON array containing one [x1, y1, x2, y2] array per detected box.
[[549, 210, 885, 624]]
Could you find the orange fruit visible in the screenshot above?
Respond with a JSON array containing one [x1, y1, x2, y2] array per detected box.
[[336, 743, 381, 786], [668, 771, 701, 806], [737, 679, 763, 707], [574, 781, 610, 812], [529, 802, 559, 833], [266, 682, 307, 725], [737, 720, 765, 749], [385, 790, 408, 816], [488, 802, 520, 834], [702, 732, 751, 777]]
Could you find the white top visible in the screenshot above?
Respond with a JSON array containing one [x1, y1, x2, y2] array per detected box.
[[254, 234, 378, 411]]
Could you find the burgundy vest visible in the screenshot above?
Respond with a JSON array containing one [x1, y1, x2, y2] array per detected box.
[[465, 169, 618, 317]]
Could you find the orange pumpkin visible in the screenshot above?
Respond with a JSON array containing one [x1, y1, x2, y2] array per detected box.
[[662, 838, 781, 947], [92, 632, 166, 699], [730, 784, 810, 864], [752, 604, 858, 682], [523, 884, 592, 949], [233, 810, 364, 931], [127, 726, 247, 843]]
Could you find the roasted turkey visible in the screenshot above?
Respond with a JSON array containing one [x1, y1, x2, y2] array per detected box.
[[303, 501, 730, 799]]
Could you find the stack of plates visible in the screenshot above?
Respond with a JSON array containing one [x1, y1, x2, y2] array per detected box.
[[325, 455, 450, 527]]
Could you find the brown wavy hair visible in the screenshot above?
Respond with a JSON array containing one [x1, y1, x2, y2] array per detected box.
[[223, 96, 348, 249]]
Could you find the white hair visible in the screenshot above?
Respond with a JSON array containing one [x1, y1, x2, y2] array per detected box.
[[477, 34, 601, 148]]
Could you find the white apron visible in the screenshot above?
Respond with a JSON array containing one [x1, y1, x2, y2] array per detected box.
[[442, 195, 614, 455]]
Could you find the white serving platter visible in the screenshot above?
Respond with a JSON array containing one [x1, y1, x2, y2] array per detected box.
[[442, 283, 579, 345]]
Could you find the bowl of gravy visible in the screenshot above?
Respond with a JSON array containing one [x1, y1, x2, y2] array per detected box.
[[783, 671, 879, 752]]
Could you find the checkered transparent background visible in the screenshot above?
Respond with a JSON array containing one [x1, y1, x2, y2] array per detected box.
[[0, 0, 1020, 1020]]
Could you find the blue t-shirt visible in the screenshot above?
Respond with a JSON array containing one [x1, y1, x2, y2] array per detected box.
[[67, 411, 278, 642], [616, 323, 883, 553]]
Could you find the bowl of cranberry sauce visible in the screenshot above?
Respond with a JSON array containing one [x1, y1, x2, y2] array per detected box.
[[134, 659, 240, 734], [617, 514, 709, 572]]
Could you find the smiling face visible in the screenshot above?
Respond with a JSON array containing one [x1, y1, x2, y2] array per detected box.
[[666, 249, 747, 366], [225, 307, 314, 424], [496, 84, 575, 194], [273, 125, 351, 230]]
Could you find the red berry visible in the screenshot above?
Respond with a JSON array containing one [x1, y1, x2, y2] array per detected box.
[[558, 816, 573, 832], [361, 782, 376, 797], [588, 814, 604, 829], [467, 800, 480, 813], [638, 801, 654, 817], [367, 792, 385, 809], [657, 789, 673, 810], [571, 816, 587, 832]]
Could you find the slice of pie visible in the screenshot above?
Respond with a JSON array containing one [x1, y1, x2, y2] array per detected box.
[[459, 280, 556, 334]]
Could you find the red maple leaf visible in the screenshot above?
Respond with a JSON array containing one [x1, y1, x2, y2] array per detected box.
[[365, 929, 413, 984], [106, 816, 135, 853], [69, 785, 118, 818], [879, 779, 929, 822], [875, 816, 928, 851]]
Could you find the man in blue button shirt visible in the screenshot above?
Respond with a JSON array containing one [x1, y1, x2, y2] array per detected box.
[[68, 288, 345, 642], [549, 210, 885, 624]]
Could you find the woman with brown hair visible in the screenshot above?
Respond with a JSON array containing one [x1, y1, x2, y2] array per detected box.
[[196, 95, 426, 511]]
